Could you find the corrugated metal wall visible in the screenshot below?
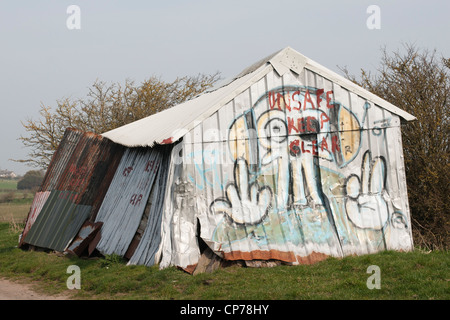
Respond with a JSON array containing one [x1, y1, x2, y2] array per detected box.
[[160, 68, 413, 269], [21, 128, 124, 252], [127, 146, 172, 266], [20, 128, 83, 246], [94, 146, 171, 257]]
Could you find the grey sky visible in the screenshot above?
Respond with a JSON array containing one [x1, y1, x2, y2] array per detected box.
[[0, 0, 448, 175]]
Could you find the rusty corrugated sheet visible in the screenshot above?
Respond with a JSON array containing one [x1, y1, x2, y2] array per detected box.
[[19, 128, 84, 247], [40, 128, 84, 191], [20, 128, 125, 251]]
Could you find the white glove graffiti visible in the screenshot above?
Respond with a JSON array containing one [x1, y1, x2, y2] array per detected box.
[[345, 151, 389, 230], [210, 158, 272, 225]]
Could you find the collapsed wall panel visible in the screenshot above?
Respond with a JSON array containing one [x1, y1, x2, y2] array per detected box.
[[20, 128, 125, 252], [23, 191, 92, 252], [20, 128, 83, 246], [127, 146, 172, 266], [94, 146, 169, 257]]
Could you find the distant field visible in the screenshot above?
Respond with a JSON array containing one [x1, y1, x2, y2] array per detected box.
[[0, 179, 33, 224], [0, 179, 18, 190], [0, 203, 30, 224]]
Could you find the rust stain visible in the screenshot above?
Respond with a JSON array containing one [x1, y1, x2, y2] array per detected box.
[[295, 252, 329, 264], [160, 137, 173, 144], [222, 250, 329, 265], [223, 249, 297, 263], [182, 264, 198, 274]]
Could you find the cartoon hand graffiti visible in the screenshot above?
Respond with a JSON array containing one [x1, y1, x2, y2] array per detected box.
[[210, 158, 272, 225], [345, 151, 389, 230]]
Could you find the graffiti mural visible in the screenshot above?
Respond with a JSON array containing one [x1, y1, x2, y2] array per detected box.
[[198, 83, 412, 263], [156, 64, 414, 270]]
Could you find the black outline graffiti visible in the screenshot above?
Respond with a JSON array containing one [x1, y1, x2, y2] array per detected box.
[[209, 158, 273, 226], [344, 150, 389, 230]]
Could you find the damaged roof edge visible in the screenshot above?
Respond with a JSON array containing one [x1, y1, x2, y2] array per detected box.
[[101, 62, 273, 148]]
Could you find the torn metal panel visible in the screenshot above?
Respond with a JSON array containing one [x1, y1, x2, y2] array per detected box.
[[54, 131, 124, 212], [94, 147, 165, 256], [66, 221, 103, 256]]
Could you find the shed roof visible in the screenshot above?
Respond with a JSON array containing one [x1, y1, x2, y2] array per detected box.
[[102, 47, 416, 147]]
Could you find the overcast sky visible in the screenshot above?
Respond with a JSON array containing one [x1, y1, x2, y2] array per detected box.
[[0, 0, 448, 175]]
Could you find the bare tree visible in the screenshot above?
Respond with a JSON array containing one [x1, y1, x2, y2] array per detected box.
[[17, 72, 221, 169], [341, 44, 449, 249]]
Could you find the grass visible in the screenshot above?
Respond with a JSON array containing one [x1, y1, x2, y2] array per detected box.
[[0, 184, 448, 300], [0, 178, 33, 225], [0, 203, 30, 224], [0, 221, 448, 300]]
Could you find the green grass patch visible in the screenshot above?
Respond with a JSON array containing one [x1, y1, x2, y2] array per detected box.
[[0, 222, 448, 300]]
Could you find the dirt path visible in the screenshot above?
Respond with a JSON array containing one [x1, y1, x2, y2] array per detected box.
[[0, 278, 71, 300]]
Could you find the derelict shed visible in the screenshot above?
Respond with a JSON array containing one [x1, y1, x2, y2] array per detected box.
[[20, 47, 416, 273]]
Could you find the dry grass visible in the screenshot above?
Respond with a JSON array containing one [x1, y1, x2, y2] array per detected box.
[[0, 203, 30, 226]]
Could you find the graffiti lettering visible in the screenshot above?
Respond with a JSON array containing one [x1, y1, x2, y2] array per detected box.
[[303, 89, 315, 110], [289, 139, 319, 156], [289, 136, 339, 157], [144, 160, 159, 173], [287, 115, 329, 134], [331, 135, 340, 152], [268, 88, 333, 111], [326, 90, 334, 108], [269, 91, 295, 111], [123, 166, 133, 177], [130, 193, 143, 206]]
